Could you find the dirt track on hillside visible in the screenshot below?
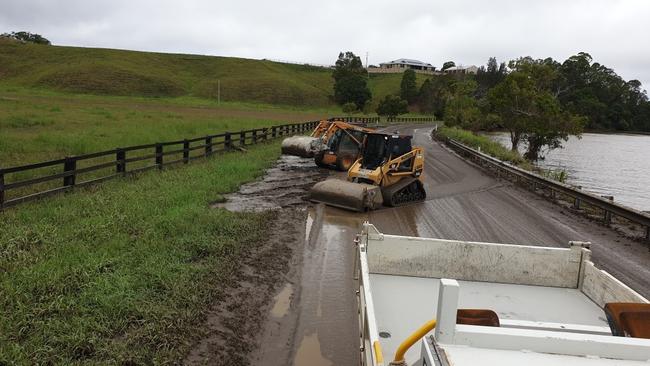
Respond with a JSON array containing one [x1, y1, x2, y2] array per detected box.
[[185, 125, 650, 365]]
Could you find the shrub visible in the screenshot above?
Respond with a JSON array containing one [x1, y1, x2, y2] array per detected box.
[[342, 102, 357, 113], [376, 95, 408, 118]]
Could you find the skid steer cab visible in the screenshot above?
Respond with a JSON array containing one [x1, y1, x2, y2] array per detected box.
[[309, 132, 426, 211], [349, 133, 424, 186]]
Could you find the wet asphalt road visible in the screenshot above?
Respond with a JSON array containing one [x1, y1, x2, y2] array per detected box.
[[262, 125, 650, 366]]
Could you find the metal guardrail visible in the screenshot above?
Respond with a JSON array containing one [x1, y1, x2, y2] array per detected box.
[[446, 138, 650, 241]]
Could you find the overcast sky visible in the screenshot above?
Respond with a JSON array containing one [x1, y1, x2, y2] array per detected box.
[[2, 0, 649, 88]]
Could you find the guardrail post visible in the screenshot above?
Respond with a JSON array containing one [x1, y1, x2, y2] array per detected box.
[[602, 196, 614, 224], [155, 144, 163, 169], [272, 126, 277, 138], [0, 169, 5, 209], [573, 186, 582, 210], [183, 139, 190, 164], [205, 136, 213, 156], [116, 148, 126, 174], [63, 157, 77, 187], [240, 131, 246, 146], [252, 130, 257, 144], [225, 132, 232, 150]]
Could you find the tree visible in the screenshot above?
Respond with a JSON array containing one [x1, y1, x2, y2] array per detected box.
[[441, 61, 455, 71], [418, 75, 455, 118], [475, 57, 507, 97], [556, 52, 650, 132], [488, 58, 585, 161], [400, 69, 418, 104], [1, 31, 50, 45], [376, 95, 408, 118], [332, 52, 371, 109], [444, 80, 482, 130]]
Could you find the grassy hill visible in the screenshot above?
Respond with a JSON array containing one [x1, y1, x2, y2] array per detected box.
[[0, 39, 428, 108]]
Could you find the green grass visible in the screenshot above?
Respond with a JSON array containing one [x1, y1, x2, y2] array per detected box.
[[367, 72, 428, 109], [0, 39, 334, 107], [0, 141, 281, 364], [0, 39, 434, 112], [436, 126, 527, 166], [0, 88, 334, 168]]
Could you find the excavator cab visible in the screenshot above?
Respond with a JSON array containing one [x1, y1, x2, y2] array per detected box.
[[314, 123, 372, 171]]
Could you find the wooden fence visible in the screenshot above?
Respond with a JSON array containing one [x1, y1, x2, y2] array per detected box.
[[0, 115, 437, 210], [0, 121, 319, 209]]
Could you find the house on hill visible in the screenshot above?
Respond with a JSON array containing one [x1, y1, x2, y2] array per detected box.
[[369, 58, 437, 74], [444, 65, 479, 74]]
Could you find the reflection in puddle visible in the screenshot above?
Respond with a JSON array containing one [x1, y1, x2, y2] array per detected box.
[[305, 207, 315, 242], [271, 283, 293, 318], [293, 333, 333, 366]]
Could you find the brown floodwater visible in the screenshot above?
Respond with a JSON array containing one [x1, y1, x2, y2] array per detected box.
[[489, 132, 650, 211]]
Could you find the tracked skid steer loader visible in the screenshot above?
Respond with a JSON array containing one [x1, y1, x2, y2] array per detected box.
[[310, 132, 426, 211]]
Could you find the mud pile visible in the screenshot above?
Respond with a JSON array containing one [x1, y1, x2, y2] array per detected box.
[[213, 155, 328, 212]]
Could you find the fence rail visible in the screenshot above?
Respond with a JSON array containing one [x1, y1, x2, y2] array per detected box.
[[445, 138, 650, 241], [386, 116, 436, 123], [0, 116, 438, 210], [0, 120, 320, 209]]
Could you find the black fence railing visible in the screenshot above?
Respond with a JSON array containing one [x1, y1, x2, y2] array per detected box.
[[0, 121, 320, 209], [0, 116, 438, 210]]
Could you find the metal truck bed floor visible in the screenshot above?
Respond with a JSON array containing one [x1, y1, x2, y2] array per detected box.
[[441, 344, 650, 366], [370, 273, 610, 364]]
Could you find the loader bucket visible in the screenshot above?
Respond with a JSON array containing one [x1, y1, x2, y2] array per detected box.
[[309, 179, 383, 212], [281, 136, 319, 157]]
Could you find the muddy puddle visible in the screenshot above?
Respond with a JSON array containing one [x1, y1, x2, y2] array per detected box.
[[293, 333, 334, 366], [213, 154, 327, 212], [270, 283, 293, 318]]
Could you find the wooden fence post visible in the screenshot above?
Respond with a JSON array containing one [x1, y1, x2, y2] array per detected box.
[[0, 169, 5, 209], [155, 144, 163, 169], [252, 130, 257, 144], [205, 136, 213, 156], [116, 149, 126, 175], [225, 132, 232, 150], [183, 140, 190, 163], [240, 131, 246, 146], [63, 157, 77, 187]]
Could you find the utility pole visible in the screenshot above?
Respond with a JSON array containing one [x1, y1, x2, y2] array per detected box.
[[366, 52, 369, 80]]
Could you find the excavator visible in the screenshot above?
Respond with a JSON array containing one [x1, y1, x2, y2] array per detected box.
[[310, 132, 426, 211], [281, 120, 375, 171]]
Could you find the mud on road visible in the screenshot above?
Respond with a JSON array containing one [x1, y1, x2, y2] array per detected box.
[[186, 155, 328, 365], [186, 125, 650, 366]]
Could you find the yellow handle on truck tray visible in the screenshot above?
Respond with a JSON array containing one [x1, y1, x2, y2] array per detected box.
[[390, 319, 437, 366]]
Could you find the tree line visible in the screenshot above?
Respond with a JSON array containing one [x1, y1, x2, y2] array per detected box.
[[1, 31, 51, 45], [332, 51, 650, 161]]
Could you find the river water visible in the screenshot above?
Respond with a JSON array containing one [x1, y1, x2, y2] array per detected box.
[[488, 132, 650, 212]]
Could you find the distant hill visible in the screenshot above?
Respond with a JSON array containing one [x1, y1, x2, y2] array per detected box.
[[0, 41, 426, 108]]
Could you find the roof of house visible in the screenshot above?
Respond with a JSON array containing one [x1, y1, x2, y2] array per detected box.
[[446, 65, 479, 71], [379, 58, 434, 67]]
